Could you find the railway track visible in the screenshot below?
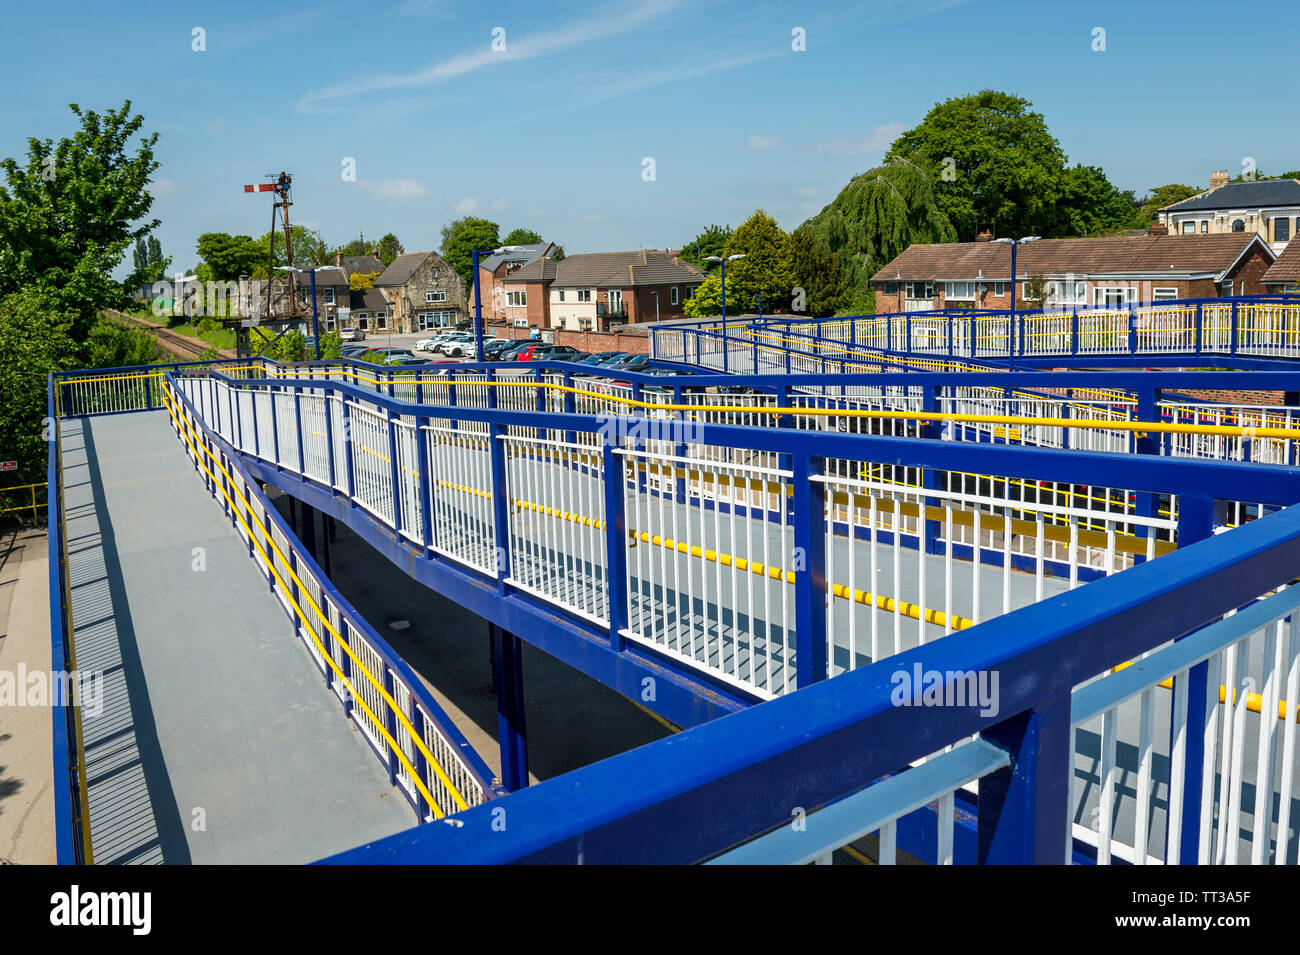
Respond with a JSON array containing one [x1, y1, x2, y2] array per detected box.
[[112, 311, 237, 361]]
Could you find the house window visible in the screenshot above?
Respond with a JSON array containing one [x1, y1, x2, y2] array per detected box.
[[358, 316, 369, 330], [670, 286, 679, 305], [557, 290, 565, 302], [376, 312, 387, 330], [506, 290, 527, 307], [1152, 287, 1179, 301], [1093, 286, 1136, 308], [1045, 281, 1086, 305], [1276, 217, 1292, 242], [1182, 221, 1197, 235], [322, 288, 336, 305], [684, 286, 694, 299], [992, 281, 1006, 296], [905, 281, 934, 299], [430, 269, 437, 280], [1220, 280, 1235, 296], [426, 289, 446, 303], [1232, 218, 1246, 232], [944, 281, 976, 301], [576, 288, 592, 303], [1022, 281, 1040, 301]]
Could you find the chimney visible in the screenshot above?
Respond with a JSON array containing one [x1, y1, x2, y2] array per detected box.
[[1148, 220, 1167, 237], [976, 229, 994, 242], [1210, 170, 1230, 191]]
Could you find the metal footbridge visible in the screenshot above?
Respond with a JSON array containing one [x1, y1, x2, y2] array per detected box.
[[46, 301, 1300, 864]]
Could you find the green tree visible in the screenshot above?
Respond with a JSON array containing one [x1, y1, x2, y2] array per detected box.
[[789, 227, 845, 318], [440, 217, 500, 289], [130, 235, 170, 287], [260, 225, 329, 269], [552, 245, 566, 261], [0, 100, 160, 336], [340, 236, 371, 256], [376, 232, 403, 266], [680, 224, 732, 268], [319, 330, 343, 359], [82, 313, 163, 368], [196, 232, 264, 280], [682, 273, 729, 318], [885, 90, 1071, 240], [721, 210, 794, 313], [1131, 183, 1202, 228], [0, 289, 74, 481], [1046, 164, 1137, 237], [802, 157, 956, 307], [502, 227, 543, 245]]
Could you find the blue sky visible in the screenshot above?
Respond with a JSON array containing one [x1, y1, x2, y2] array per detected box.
[[4, 0, 1298, 275]]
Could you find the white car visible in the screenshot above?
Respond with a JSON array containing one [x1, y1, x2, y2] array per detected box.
[[340, 326, 365, 342], [435, 334, 476, 356]]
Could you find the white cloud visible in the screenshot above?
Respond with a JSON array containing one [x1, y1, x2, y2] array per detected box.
[[149, 177, 179, 199], [455, 197, 479, 214], [489, 198, 507, 212], [805, 122, 907, 156], [300, 0, 684, 112], [360, 179, 429, 201], [747, 134, 782, 151]]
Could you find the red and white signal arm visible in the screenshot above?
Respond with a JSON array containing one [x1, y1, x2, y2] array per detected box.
[[243, 183, 276, 193]]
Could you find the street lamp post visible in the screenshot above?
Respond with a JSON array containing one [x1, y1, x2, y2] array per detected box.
[[472, 245, 526, 362], [275, 265, 329, 360], [705, 253, 745, 372], [992, 236, 1039, 371]]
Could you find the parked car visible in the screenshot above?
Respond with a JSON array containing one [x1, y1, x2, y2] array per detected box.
[[341, 344, 370, 358], [497, 342, 533, 362], [480, 339, 516, 360], [437, 335, 481, 358], [523, 344, 581, 362], [339, 326, 364, 342], [600, 353, 649, 372], [578, 351, 622, 365], [415, 331, 462, 352]]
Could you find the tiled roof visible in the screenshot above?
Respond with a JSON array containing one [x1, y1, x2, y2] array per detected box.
[[348, 288, 390, 311], [375, 252, 431, 287], [1262, 242, 1300, 286], [291, 266, 347, 288], [871, 234, 1272, 282], [504, 250, 706, 287], [1163, 179, 1300, 213], [479, 243, 552, 272], [337, 254, 384, 277]]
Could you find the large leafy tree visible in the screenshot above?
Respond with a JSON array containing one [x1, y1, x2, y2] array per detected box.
[[376, 232, 403, 266], [0, 288, 74, 480], [502, 227, 543, 245], [0, 101, 160, 336], [260, 225, 329, 269], [885, 90, 1074, 240], [801, 157, 956, 309], [682, 274, 729, 319], [129, 235, 170, 287], [721, 210, 794, 313], [789, 227, 845, 318], [440, 216, 500, 288], [1131, 183, 1202, 228], [196, 232, 264, 280], [680, 224, 732, 268], [1046, 165, 1138, 237]]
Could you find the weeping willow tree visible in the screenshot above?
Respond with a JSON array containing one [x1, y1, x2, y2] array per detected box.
[[801, 157, 956, 312]]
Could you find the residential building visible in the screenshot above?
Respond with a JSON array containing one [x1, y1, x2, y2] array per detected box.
[[1158, 172, 1300, 252], [334, 251, 385, 280], [477, 242, 556, 323], [373, 251, 466, 333], [500, 250, 707, 331], [335, 287, 390, 333], [1262, 241, 1300, 293], [870, 233, 1276, 313]]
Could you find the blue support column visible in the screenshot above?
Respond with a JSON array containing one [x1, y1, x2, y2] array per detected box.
[[490, 623, 529, 791], [1230, 300, 1239, 356], [602, 439, 628, 653], [1071, 309, 1079, 358], [792, 454, 827, 688], [1170, 494, 1218, 863], [1194, 302, 1203, 355], [978, 697, 1072, 863], [1128, 308, 1138, 355]]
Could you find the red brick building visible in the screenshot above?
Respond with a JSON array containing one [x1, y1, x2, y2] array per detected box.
[[870, 233, 1276, 313]]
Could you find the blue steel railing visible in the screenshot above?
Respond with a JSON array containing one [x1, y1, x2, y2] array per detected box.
[[323, 499, 1300, 864], [50, 357, 1300, 863], [651, 294, 1300, 371]]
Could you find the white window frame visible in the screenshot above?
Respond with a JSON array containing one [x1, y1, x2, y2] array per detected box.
[[576, 288, 592, 303], [944, 281, 976, 301], [322, 288, 336, 305], [376, 311, 388, 330], [1092, 286, 1137, 308], [1181, 221, 1197, 235], [557, 290, 566, 302], [1275, 217, 1292, 242], [506, 290, 527, 307], [992, 281, 1006, 296], [905, 281, 934, 300], [670, 286, 679, 305], [426, 289, 447, 303], [1152, 287, 1179, 301], [608, 289, 623, 312], [1021, 281, 1041, 301]]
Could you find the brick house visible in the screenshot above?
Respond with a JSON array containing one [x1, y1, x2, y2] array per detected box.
[[1261, 238, 1300, 293], [476, 242, 556, 323], [373, 251, 466, 333], [500, 250, 707, 332], [1158, 172, 1300, 253], [870, 233, 1276, 314]]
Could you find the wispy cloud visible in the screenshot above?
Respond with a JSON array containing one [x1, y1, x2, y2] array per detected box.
[[546, 49, 778, 115], [455, 196, 507, 214], [747, 134, 782, 151], [360, 178, 429, 201], [802, 122, 906, 156], [150, 177, 179, 199], [299, 0, 684, 113]]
